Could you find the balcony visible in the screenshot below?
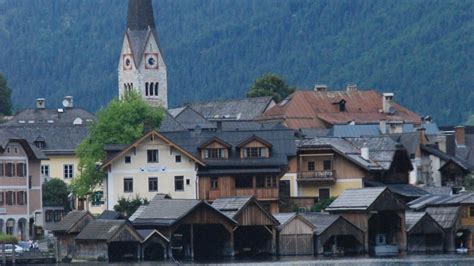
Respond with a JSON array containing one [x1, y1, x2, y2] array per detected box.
[[206, 188, 278, 201], [297, 170, 336, 182]]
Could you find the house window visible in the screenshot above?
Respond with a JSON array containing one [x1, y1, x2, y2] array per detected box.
[[147, 149, 159, 163], [323, 160, 332, 170], [41, 165, 50, 177], [17, 191, 26, 205], [125, 156, 131, 164], [0, 192, 4, 206], [149, 177, 158, 192], [235, 176, 253, 188], [5, 163, 14, 177], [0, 163, 3, 177], [256, 177, 265, 188], [469, 206, 474, 217], [175, 176, 184, 191], [319, 188, 330, 201], [6, 191, 15, 205], [308, 161, 315, 171], [124, 178, 133, 192], [35, 141, 45, 149], [211, 177, 218, 189], [91, 191, 104, 206], [54, 210, 63, 222], [204, 148, 225, 159], [14, 147, 18, 153], [265, 176, 278, 188], [175, 155, 182, 163], [64, 164, 74, 179], [243, 147, 267, 158], [16, 163, 26, 177], [45, 210, 53, 222]]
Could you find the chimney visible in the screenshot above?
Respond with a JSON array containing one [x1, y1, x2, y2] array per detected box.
[[63, 96, 74, 109], [379, 120, 387, 134], [346, 84, 357, 92], [314, 84, 327, 92], [454, 126, 465, 146], [382, 92, 394, 114], [417, 127, 427, 145], [361, 147, 370, 161], [36, 98, 45, 109]]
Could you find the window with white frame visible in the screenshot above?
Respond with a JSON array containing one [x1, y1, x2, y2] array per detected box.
[[64, 164, 74, 179], [41, 165, 50, 177]]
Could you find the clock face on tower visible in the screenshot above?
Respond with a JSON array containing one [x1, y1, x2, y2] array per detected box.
[[123, 54, 133, 70], [145, 53, 159, 69]]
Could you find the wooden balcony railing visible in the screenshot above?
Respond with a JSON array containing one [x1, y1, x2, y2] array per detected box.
[[206, 188, 279, 201], [297, 170, 336, 182]]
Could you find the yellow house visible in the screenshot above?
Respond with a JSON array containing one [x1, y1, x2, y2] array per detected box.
[[101, 130, 205, 210]]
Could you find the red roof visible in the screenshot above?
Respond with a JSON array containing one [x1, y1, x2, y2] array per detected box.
[[258, 90, 421, 129]]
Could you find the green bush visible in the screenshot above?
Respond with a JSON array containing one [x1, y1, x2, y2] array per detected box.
[[311, 197, 337, 212]]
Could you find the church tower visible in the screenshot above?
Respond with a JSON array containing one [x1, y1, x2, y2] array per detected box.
[[118, 0, 168, 108]]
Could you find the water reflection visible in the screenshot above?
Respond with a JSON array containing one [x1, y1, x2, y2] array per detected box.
[[37, 253, 474, 265]]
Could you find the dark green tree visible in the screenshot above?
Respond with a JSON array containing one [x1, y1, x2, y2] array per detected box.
[[246, 73, 295, 103], [0, 73, 12, 116], [113, 196, 149, 218], [42, 178, 70, 210], [71, 91, 164, 197]]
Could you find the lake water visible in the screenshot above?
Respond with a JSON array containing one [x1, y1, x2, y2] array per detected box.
[[39, 253, 474, 266]]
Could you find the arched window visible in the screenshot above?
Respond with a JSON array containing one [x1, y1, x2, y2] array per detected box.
[[150, 83, 154, 96], [154, 83, 159, 96], [145, 82, 149, 96]]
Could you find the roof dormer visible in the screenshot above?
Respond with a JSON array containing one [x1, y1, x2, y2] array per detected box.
[[237, 135, 272, 159], [199, 137, 231, 160]]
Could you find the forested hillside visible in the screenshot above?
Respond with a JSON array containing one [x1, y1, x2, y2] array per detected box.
[[0, 0, 472, 124]]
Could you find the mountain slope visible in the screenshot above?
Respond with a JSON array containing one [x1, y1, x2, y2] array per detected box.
[[0, 0, 472, 124]]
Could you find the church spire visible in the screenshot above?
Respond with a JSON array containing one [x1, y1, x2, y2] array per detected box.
[[127, 0, 156, 31]]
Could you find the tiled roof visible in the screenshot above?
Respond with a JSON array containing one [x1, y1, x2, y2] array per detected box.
[[326, 187, 387, 211], [0, 129, 47, 160], [302, 213, 340, 235], [159, 111, 186, 132], [425, 206, 460, 229], [173, 107, 216, 130], [345, 136, 402, 170], [405, 212, 426, 232], [49, 211, 90, 233], [2, 107, 95, 127], [97, 210, 124, 220], [75, 219, 140, 242], [408, 192, 474, 210], [212, 196, 253, 219], [132, 198, 201, 225], [259, 90, 421, 128], [169, 97, 273, 121], [162, 128, 296, 170]]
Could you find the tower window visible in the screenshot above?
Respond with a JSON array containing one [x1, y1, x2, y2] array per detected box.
[[150, 83, 154, 96], [145, 82, 149, 96], [154, 83, 159, 96]]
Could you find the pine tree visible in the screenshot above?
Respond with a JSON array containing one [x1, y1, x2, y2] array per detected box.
[[0, 73, 12, 116]]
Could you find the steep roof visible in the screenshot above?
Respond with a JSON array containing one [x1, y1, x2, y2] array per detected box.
[[158, 111, 186, 132], [0, 129, 47, 160], [75, 219, 141, 242], [97, 210, 124, 220], [49, 211, 91, 233], [212, 196, 278, 225], [405, 212, 426, 232], [259, 90, 421, 129], [173, 106, 216, 130], [132, 198, 201, 226], [169, 97, 274, 121], [326, 187, 388, 211], [162, 128, 296, 172], [301, 213, 340, 235], [425, 206, 460, 229], [408, 192, 474, 210], [273, 213, 315, 231]]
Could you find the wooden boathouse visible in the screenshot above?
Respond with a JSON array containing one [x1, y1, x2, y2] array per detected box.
[[75, 219, 142, 261], [50, 210, 93, 260], [405, 212, 444, 252], [130, 195, 237, 260], [273, 212, 315, 255], [303, 212, 365, 255], [326, 187, 407, 254], [212, 196, 280, 255]]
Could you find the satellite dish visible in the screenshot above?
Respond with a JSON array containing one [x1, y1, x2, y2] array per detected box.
[[62, 99, 70, 108]]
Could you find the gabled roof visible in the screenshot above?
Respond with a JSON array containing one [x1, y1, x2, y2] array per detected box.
[[137, 229, 169, 243], [101, 129, 205, 169], [273, 212, 315, 231], [212, 196, 279, 225], [425, 206, 460, 229], [405, 211, 444, 234], [158, 111, 186, 132], [198, 137, 232, 149], [173, 106, 216, 130], [236, 135, 273, 148], [0, 129, 47, 160], [97, 210, 125, 220], [49, 211, 92, 233], [169, 97, 274, 121], [326, 187, 406, 212], [131, 197, 237, 227], [258, 90, 421, 129], [75, 219, 142, 243]]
